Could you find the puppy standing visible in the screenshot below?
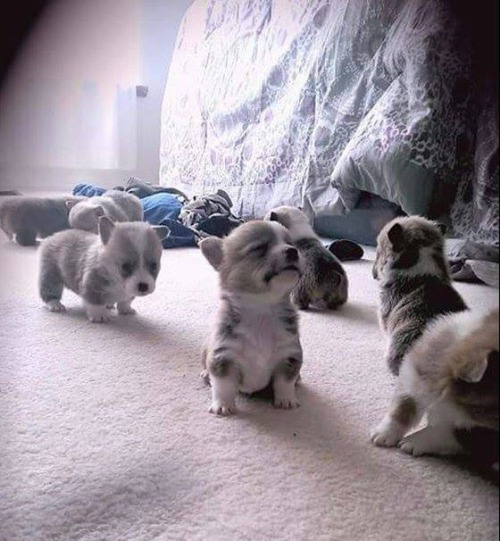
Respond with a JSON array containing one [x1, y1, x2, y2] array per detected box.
[[372, 307, 499, 464], [39, 216, 168, 322], [265, 206, 348, 310], [67, 190, 143, 233], [200, 221, 304, 415], [371, 216, 467, 376], [0, 195, 83, 246]]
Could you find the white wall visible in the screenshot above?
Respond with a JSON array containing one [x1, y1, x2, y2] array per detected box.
[[0, 0, 192, 192], [137, 0, 193, 183]]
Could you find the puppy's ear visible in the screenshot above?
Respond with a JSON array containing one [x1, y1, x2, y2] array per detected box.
[[153, 225, 170, 241], [98, 216, 115, 245], [93, 206, 105, 217], [199, 237, 224, 270], [458, 350, 497, 383], [387, 223, 405, 252], [268, 211, 279, 222], [65, 200, 79, 211]]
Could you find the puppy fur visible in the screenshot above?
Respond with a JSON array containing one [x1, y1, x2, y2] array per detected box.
[[67, 190, 143, 233], [199, 220, 304, 415], [265, 206, 348, 310], [0, 195, 84, 246], [371, 308, 499, 466], [39, 216, 168, 322], [373, 216, 467, 375]]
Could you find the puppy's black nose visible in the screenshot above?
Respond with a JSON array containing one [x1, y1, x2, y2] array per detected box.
[[137, 282, 149, 293], [286, 247, 299, 262]]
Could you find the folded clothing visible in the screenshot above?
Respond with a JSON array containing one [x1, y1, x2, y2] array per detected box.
[[71, 182, 244, 248], [141, 193, 196, 248], [72, 183, 107, 197]]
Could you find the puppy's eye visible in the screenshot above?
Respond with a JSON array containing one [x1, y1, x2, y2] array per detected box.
[[149, 261, 158, 274], [249, 243, 269, 255], [121, 262, 134, 277]]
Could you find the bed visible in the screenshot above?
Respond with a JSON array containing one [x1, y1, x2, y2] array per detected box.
[[159, 0, 498, 272]]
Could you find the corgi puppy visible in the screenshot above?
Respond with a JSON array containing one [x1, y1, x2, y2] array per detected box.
[[372, 216, 467, 376], [371, 308, 499, 467], [67, 190, 143, 233], [0, 195, 84, 246], [199, 220, 304, 415], [265, 206, 348, 310], [39, 216, 168, 322]]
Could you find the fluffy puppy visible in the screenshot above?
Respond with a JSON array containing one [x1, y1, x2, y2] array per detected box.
[[372, 216, 467, 376], [67, 190, 143, 233], [200, 220, 304, 415], [0, 195, 83, 246], [39, 216, 168, 322], [265, 206, 348, 310], [371, 308, 499, 466]]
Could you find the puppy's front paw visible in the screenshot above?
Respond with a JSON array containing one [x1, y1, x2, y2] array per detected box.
[[88, 313, 112, 324], [208, 402, 235, 416], [118, 306, 136, 316], [398, 427, 460, 457], [85, 304, 112, 323], [274, 398, 300, 409], [46, 300, 66, 313], [370, 419, 404, 448]]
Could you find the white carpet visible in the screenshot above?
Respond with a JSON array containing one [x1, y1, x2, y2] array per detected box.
[[0, 237, 498, 541]]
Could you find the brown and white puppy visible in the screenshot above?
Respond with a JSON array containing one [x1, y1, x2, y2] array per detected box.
[[67, 190, 143, 233], [199, 220, 304, 416], [0, 195, 84, 246], [265, 206, 348, 310], [372, 216, 467, 376], [39, 216, 169, 323], [371, 308, 499, 466]]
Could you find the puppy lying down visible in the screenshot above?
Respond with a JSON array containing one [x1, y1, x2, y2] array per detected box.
[[265, 206, 348, 310], [67, 190, 143, 233], [199, 221, 304, 415]]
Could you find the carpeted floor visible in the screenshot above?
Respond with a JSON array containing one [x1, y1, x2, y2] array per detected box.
[[0, 235, 498, 541]]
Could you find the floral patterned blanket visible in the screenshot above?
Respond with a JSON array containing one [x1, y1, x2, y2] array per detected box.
[[160, 0, 498, 253]]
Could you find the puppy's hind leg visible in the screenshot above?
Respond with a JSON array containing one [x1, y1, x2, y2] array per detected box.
[[15, 228, 37, 246], [370, 379, 424, 448], [208, 356, 240, 416], [273, 357, 302, 409], [39, 261, 66, 312]]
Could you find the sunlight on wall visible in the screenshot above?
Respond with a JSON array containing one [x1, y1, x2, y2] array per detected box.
[[0, 0, 141, 176]]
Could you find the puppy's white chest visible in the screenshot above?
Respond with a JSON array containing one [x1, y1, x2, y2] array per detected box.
[[236, 308, 293, 393]]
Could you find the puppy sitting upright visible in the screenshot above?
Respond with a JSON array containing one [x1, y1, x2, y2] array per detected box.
[[265, 206, 348, 310], [200, 221, 304, 416], [39, 216, 168, 322], [372, 216, 467, 377]]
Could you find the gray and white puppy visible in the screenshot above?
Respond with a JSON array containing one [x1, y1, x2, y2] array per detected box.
[[39, 216, 169, 322], [200, 220, 304, 416], [265, 206, 348, 310], [371, 307, 499, 467], [0, 195, 83, 246], [372, 216, 467, 376], [67, 190, 143, 233]]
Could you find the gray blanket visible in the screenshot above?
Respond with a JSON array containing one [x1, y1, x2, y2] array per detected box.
[[160, 0, 498, 273]]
